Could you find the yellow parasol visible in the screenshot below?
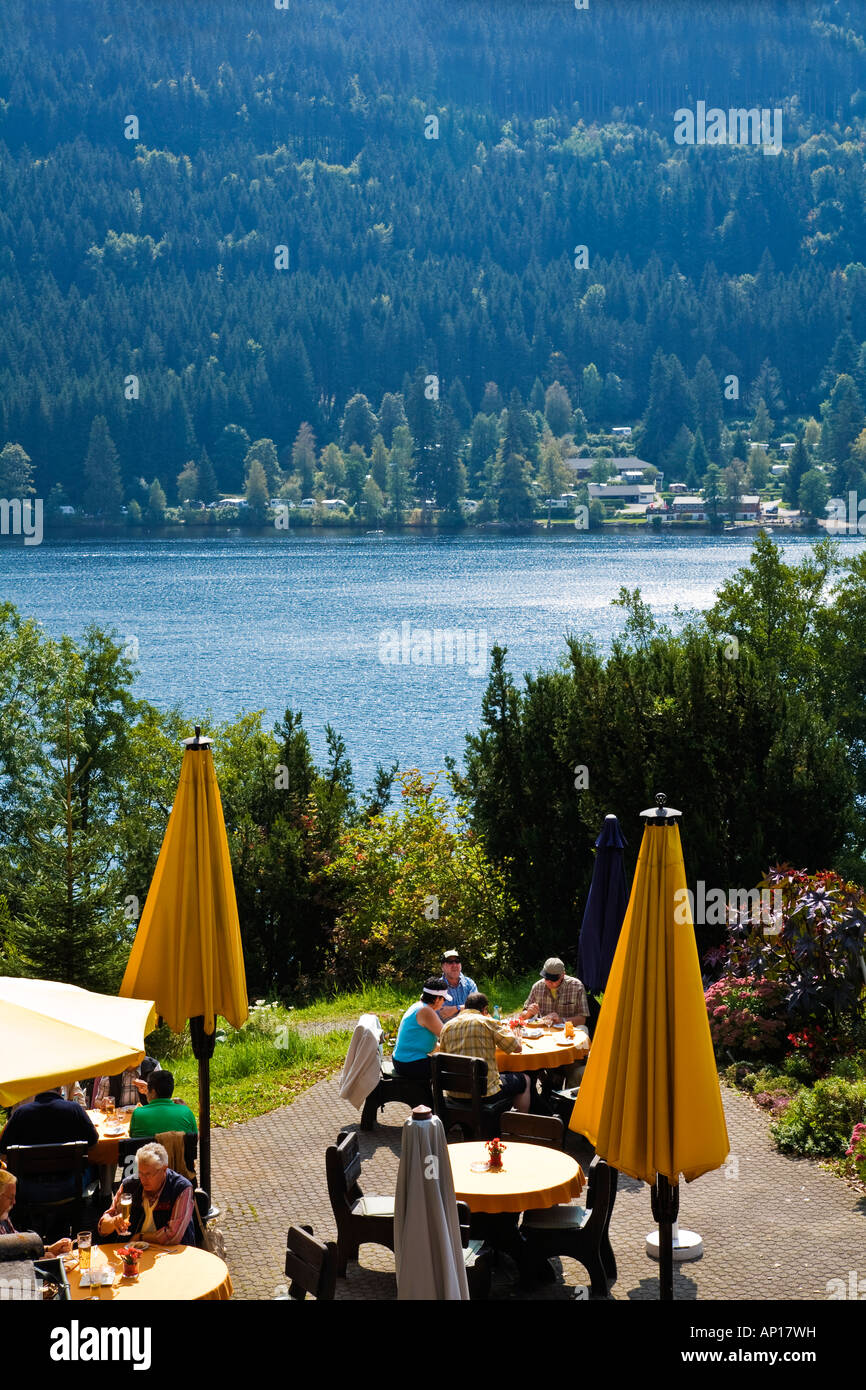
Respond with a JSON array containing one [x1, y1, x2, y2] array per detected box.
[[120, 728, 248, 1194], [0, 977, 156, 1108], [570, 794, 729, 1298]]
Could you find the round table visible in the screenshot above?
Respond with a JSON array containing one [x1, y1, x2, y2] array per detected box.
[[448, 1141, 585, 1214], [496, 1026, 590, 1073], [67, 1242, 232, 1301], [87, 1110, 131, 1166]]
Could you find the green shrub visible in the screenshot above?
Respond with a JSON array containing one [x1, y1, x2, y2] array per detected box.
[[771, 1076, 866, 1158], [781, 1051, 819, 1084], [829, 1051, 866, 1081]]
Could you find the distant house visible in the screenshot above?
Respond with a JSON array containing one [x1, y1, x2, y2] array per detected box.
[[588, 482, 656, 502], [663, 494, 761, 522], [322, 498, 349, 510], [770, 464, 787, 477], [669, 482, 688, 494], [611, 426, 633, 437], [779, 442, 796, 453]]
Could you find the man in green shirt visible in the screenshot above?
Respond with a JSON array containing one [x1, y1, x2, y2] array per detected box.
[[129, 1070, 197, 1137]]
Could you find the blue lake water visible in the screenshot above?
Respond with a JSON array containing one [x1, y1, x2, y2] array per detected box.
[[1, 531, 859, 792]]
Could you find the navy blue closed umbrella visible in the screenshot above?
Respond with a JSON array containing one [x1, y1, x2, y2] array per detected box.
[[577, 815, 629, 1027]]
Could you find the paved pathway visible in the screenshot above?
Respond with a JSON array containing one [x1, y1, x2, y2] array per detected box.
[[211, 1080, 865, 1301]]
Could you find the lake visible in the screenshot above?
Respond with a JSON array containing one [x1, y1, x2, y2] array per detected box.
[[1, 530, 859, 793]]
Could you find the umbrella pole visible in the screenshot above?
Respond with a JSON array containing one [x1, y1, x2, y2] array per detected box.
[[651, 1175, 679, 1300], [190, 1015, 216, 1199], [198, 1053, 211, 1197]]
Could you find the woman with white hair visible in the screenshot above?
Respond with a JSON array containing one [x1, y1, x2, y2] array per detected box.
[[98, 1141, 196, 1246]]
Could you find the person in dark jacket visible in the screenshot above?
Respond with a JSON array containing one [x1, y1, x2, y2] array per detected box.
[[98, 1142, 196, 1246], [0, 1088, 99, 1206]]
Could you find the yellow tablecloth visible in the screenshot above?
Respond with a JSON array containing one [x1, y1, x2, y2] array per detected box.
[[68, 1242, 232, 1301], [448, 1140, 585, 1214], [86, 1109, 131, 1166], [496, 1026, 590, 1073]]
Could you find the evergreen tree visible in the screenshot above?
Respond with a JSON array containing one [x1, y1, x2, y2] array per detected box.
[[245, 458, 270, 523], [321, 442, 346, 492], [702, 463, 723, 524], [821, 375, 865, 488], [434, 406, 466, 514], [495, 405, 534, 523], [571, 408, 588, 445], [480, 383, 504, 415], [341, 393, 377, 452], [447, 378, 472, 429], [784, 433, 810, 508], [580, 364, 603, 424], [388, 425, 413, 521], [686, 428, 710, 490], [362, 475, 386, 525], [197, 448, 218, 505], [747, 447, 770, 492], [529, 377, 546, 414], [751, 397, 773, 443], [291, 422, 317, 496], [468, 413, 499, 489], [377, 393, 407, 448], [798, 468, 830, 522], [544, 381, 573, 436], [212, 424, 250, 493], [344, 447, 368, 509], [83, 417, 123, 517], [370, 433, 389, 491]]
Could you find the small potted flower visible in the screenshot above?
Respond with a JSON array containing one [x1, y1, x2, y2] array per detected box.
[[119, 1245, 141, 1280], [485, 1137, 506, 1171]]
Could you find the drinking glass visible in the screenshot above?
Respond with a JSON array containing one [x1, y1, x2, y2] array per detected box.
[[77, 1231, 92, 1271], [119, 1192, 132, 1230], [105, 1096, 115, 1120]]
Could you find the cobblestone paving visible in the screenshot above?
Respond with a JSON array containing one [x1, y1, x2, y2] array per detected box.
[[211, 1079, 865, 1301]]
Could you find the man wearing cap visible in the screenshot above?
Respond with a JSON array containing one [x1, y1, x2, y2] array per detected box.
[[523, 958, 589, 1096], [523, 958, 588, 1027], [438, 950, 478, 1021]]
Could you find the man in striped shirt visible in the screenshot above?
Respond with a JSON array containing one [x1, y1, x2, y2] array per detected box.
[[437, 993, 530, 1111]]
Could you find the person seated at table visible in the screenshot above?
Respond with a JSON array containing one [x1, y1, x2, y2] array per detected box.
[[0, 1087, 99, 1154], [438, 993, 531, 1113], [437, 949, 478, 1021], [8, 1079, 87, 1112], [522, 958, 589, 1026], [0, 1088, 99, 1206], [92, 1057, 159, 1113], [0, 1167, 75, 1257], [129, 1070, 197, 1137], [392, 977, 451, 1078], [522, 958, 589, 1092], [98, 1142, 196, 1247]]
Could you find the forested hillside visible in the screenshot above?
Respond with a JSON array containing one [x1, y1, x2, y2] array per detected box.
[[2, 0, 866, 506]]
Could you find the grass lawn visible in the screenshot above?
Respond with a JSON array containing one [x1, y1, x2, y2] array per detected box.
[[163, 972, 540, 1126]]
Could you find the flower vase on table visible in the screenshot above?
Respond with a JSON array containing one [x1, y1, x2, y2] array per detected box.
[[119, 1246, 141, 1280], [485, 1138, 506, 1172]]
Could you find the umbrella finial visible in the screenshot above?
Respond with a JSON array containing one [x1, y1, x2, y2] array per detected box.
[[182, 725, 213, 750], [641, 791, 682, 823]]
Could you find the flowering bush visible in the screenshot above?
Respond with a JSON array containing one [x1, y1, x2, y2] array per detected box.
[[785, 1024, 841, 1077], [725, 866, 866, 1028], [754, 1090, 793, 1118], [705, 975, 788, 1055], [845, 1122, 866, 1182], [771, 1076, 866, 1158]]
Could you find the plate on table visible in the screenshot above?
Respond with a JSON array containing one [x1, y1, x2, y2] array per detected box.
[[556, 1039, 575, 1047], [523, 1028, 544, 1039], [103, 1124, 125, 1136]]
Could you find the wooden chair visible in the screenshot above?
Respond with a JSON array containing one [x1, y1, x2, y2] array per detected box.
[[430, 1054, 513, 1140], [325, 1130, 395, 1276], [283, 1223, 338, 1300], [519, 1155, 618, 1297], [500, 1110, 564, 1148], [116, 1132, 198, 1186], [5, 1141, 96, 1240], [361, 1055, 433, 1131], [456, 1199, 493, 1300]]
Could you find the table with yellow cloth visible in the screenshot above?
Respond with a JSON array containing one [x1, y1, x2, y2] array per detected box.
[[86, 1109, 131, 1167], [495, 1025, 590, 1073], [67, 1242, 232, 1301], [448, 1140, 585, 1214]]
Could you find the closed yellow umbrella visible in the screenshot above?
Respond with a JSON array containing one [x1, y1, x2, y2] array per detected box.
[[120, 728, 248, 1195], [0, 978, 156, 1108], [570, 794, 729, 1298]]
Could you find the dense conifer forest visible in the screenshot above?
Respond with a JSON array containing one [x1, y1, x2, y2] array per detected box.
[[2, 1, 866, 510]]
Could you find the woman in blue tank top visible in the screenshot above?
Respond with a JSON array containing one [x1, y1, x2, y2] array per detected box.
[[393, 976, 451, 1078]]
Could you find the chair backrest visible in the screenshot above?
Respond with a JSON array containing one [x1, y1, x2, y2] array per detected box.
[[285, 1224, 337, 1300], [455, 1200, 471, 1249], [431, 1054, 488, 1136], [500, 1110, 564, 1148], [5, 1141, 88, 1179], [325, 1130, 363, 1214]]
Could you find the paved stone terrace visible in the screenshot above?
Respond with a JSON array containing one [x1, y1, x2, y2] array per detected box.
[[211, 1079, 865, 1301]]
